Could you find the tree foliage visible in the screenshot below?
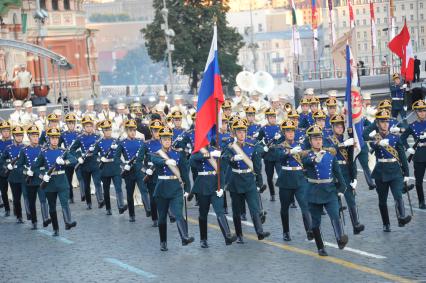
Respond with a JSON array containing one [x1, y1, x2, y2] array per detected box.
[[142, 0, 244, 93]]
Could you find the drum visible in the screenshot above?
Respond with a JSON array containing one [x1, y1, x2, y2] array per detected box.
[[12, 87, 29, 100], [0, 86, 12, 101], [33, 85, 50, 97]]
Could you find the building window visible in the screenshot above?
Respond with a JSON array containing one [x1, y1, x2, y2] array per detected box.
[[258, 23, 263, 32], [64, 0, 70, 10], [40, 0, 46, 9], [410, 15, 414, 21], [421, 3, 424, 9], [377, 18, 380, 24], [384, 17, 387, 23], [410, 3, 413, 10], [422, 26, 425, 34], [401, 4, 404, 10], [363, 19, 366, 26], [356, 20, 360, 26], [364, 43, 367, 49], [422, 38, 425, 46], [376, 6, 379, 13], [52, 0, 59, 10], [343, 10, 346, 16], [364, 31, 367, 38], [357, 32, 360, 38], [378, 30, 381, 36], [421, 14, 424, 20], [362, 8, 366, 14], [356, 9, 359, 15], [343, 21, 347, 27]]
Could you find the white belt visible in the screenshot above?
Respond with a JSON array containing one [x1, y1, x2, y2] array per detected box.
[[338, 160, 347, 165], [282, 166, 302, 171], [198, 171, 216, 176], [378, 158, 397, 163], [148, 162, 153, 166], [232, 168, 252, 174], [102, 158, 114, 163], [417, 142, 426, 147], [391, 98, 404, 101], [51, 170, 65, 175], [308, 178, 333, 184], [158, 175, 178, 180]]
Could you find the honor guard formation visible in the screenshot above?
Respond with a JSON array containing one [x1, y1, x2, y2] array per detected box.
[[1, 74, 425, 256]]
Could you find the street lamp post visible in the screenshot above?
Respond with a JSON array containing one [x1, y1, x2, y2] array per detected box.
[[161, 0, 175, 94], [249, 0, 257, 72]]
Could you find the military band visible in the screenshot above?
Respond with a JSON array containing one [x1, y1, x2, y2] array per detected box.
[[0, 77, 423, 255]]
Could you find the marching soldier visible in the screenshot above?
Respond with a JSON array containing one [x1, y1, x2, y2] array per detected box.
[[276, 120, 313, 242], [190, 145, 237, 248], [245, 106, 261, 139], [257, 107, 281, 201], [326, 114, 365, 234], [368, 109, 411, 231], [69, 116, 104, 210], [390, 73, 407, 120], [222, 100, 233, 118], [324, 97, 338, 129], [35, 127, 77, 236], [150, 127, 194, 251], [305, 96, 320, 128], [1, 125, 25, 223], [171, 110, 186, 142], [287, 110, 306, 144], [0, 121, 13, 216], [401, 100, 426, 209], [39, 113, 61, 147], [314, 110, 333, 139], [17, 125, 51, 229], [302, 125, 348, 256], [114, 119, 151, 222], [223, 119, 270, 243], [298, 97, 311, 129], [94, 120, 128, 215]]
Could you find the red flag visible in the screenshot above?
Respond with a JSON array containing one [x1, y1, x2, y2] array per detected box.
[[388, 22, 414, 81], [348, 0, 355, 28]]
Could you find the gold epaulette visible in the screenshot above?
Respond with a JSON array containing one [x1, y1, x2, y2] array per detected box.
[[323, 147, 337, 156]]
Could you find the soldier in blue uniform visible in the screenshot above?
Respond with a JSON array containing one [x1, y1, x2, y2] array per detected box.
[[401, 100, 426, 209], [245, 106, 261, 139], [324, 97, 338, 129], [0, 121, 13, 216], [257, 107, 281, 201], [275, 120, 313, 242], [298, 97, 311, 129], [222, 100, 232, 117], [367, 109, 411, 231], [364, 99, 404, 139], [150, 127, 193, 251], [306, 96, 320, 128], [314, 109, 333, 139], [94, 120, 128, 215], [223, 119, 270, 243], [302, 125, 348, 256], [114, 119, 150, 222], [326, 114, 365, 235], [70, 116, 104, 210], [171, 110, 185, 143], [1, 126, 25, 223], [35, 127, 77, 236], [143, 119, 164, 227], [39, 113, 61, 147], [17, 125, 50, 229], [390, 73, 407, 120], [190, 145, 237, 248], [286, 110, 306, 145]]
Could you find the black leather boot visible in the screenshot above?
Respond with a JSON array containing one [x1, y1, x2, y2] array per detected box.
[[62, 207, 77, 230], [159, 223, 168, 251], [217, 215, 237, 245], [233, 216, 244, 244], [348, 205, 365, 235], [106, 209, 112, 215], [116, 191, 128, 214], [252, 214, 270, 240], [129, 215, 135, 222], [302, 213, 314, 241], [168, 208, 176, 223], [31, 222, 37, 230], [4, 210, 10, 217], [50, 211, 59, 237], [41, 202, 51, 227], [177, 219, 194, 246], [280, 212, 291, 241], [199, 218, 208, 248], [395, 198, 411, 227], [24, 198, 31, 221], [312, 227, 328, 256], [379, 205, 391, 232], [363, 168, 376, 190], [152, 220, 158, 227], [331, 219, 348, 249]]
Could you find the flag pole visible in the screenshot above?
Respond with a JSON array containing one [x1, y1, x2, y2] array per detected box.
[[213, 17, 221, 193]]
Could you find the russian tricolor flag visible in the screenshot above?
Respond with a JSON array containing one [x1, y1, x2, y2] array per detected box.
[[193, 25, 224, 153]]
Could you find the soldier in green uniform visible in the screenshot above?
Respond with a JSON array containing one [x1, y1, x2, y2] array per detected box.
[[302, 125, 348, 256], [367, 109, 411, 232], [151, 127, 194, 251], [35, 128, 77, 236], [223, 119, 270, 243]]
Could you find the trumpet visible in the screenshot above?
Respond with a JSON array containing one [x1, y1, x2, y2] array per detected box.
[[284, 103, 293, 112]]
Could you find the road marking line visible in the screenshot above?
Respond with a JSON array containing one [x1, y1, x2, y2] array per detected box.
[[37, 229, 74, 244], [305, 240, 386, 259], [208, 212, 254, 227], [104, 258, 157, 279], [187, 218, 413, 283]]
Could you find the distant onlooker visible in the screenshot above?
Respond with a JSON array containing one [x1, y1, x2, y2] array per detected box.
[[414, 55, 421, 82]]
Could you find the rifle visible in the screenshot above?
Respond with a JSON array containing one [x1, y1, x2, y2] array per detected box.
[[407, 132, 425, 163], [99, 140, 117, 170], [143, 165, 155, 183], [39, 147, 70, 190], [3, 155, 19, 178], [75, 137, 102, 171], [121, 155, 138, 178]]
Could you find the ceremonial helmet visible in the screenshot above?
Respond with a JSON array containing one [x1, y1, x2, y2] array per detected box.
[[46, 127, 61, 137], [149, 119, 164, 130], [47, 113, 60, 121], [264, 107, 277, 116], [310, 96, 320, 105], [171, 110, 183, 119], [222, 100, 232, 109], [392, 73, 400, 80], [0, 120, 11, 130], [232, 119, 247, 130], [313, 109, 327, 120], [191, 112, 196, 120], [306, 125, 323, 137], [300, 97, 310, 105], [65, 113, 77, 122], [412, 100, 426, 110], [325, 97, 338, 107], [280, 120, 296, 130], [287, 109, 299, 118], [222, 113, 230, 122], [244, 106, 256, 114], [98, 120, 112, 130], [159, 126, 173, 137], [81, 115, 94, 125], [124, 119, 137, 129], [330, 114, 345, 124], [375, 109, 391, 120], [26, 125, 40, 135], [377, 99, 392, 110], [12, 125, 25, 135]]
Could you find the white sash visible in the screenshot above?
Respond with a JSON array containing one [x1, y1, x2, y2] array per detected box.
[[230, 142, 254, 171]]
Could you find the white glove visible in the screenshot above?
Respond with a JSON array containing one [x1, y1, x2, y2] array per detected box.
[[184, 192, 189, 198], [253, 132, 259, 138], [110, 143, 118, 149], [256, 187, 260, 192], [274, 133, 281, 140], [369, 130, 377, 138], [26, 169, 34, 177], [343, 138, 354, 146], [263, 146, 269, 152], [124, 164, 131, 171], [290, 146, 302, 155], [404, 177, 410, 183], [56, 157, 65, 165], [165, 159, 177, 166], [233, 154, 243, 161], [390, 126, 400, 134], [403, 106, 408, 111], [88, 146, 95, 152], [407, 147, 416, 155], [420, 133, 426, 139], [314, 151, 325, 163], [42, 174, 50, 183], [6, 164, 13, 170], [78, 157, 84, 164], [350, 179, 358, 189], [100, 157, 107, 163], [146, 168, 153, 175], [402, 83, 407, 89], [378, 139, 389, 147], [210, 150, 221, 158], [176, 136, 183, 141], [216, 189, 224, 197], [338, 192, 344, 198]]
